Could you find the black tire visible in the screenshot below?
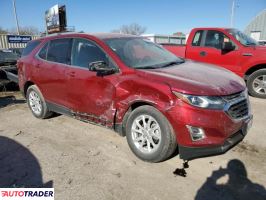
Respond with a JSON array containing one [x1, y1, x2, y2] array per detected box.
[[126, 105, 177, 163], [26, 85, 52, 119], [247, 69, 266, 99]]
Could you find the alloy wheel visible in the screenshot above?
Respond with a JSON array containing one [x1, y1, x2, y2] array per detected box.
[[131, 114, 161, 154], [252, 75, 266, 95], [28, 90, 42, 115]]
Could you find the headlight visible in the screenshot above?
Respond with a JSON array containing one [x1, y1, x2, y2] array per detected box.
[[173, 91, 226, 109]]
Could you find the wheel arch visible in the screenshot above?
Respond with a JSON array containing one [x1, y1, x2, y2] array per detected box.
[[244, 64, 266, 80], [115, 100, 159, 137], [23, 81, 35, 97]]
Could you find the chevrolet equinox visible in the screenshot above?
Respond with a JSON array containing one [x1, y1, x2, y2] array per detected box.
[[18, 33, 253, 162]]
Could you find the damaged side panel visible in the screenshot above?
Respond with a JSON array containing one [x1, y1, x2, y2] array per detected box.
[[112, 75, 176, 135]]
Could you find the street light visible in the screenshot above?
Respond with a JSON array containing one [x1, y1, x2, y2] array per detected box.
[[12, 0, 20, 35], [230, 0, 239, 28], [230, 0, 235, 27]]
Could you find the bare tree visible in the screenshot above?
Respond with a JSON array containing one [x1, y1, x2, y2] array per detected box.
[[9, 26, 40, 35], [0, 27, 8, 34], [112, 23, 146, 35]]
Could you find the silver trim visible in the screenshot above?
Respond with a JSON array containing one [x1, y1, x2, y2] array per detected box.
[[186, 125, 206, 141], [242, 53, 253, 56], [223, 91, 250, 122]]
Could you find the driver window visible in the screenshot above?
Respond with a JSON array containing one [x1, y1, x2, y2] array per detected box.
[[204, 30, 234, 50], [71, 38, 108, 68]]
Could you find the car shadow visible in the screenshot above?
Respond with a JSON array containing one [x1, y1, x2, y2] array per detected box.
[[0, 136, 53, 188], [195, 159, 266, 200], [0, 95, 26, 109]]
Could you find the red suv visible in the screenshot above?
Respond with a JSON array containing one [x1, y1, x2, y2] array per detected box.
[[18, 33, 253, 162]]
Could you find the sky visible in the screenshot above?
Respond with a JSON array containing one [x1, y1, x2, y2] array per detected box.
[[0, 0, 265, 34]]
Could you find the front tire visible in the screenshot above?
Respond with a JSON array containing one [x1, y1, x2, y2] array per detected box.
[[126, 105, 177, 162], [247, 69, 266, 99], [26, 85, 52, 119]]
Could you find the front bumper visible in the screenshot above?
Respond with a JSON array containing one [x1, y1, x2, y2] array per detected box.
[[178, 115, 252, 160], [164, 93, 252, 160], [179, 130, 243, 160]]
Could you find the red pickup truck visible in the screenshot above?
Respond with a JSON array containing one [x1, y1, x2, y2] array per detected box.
[[163, 28, 266, 98]]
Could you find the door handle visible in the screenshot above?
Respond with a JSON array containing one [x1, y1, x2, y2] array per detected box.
[[199, 51, 207, 57], [67, 71, 76, 77]]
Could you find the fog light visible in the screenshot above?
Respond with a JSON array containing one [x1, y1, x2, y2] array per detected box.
[[186, 125, 205, 141]]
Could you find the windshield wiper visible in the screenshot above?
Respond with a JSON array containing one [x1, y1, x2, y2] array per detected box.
[[134, 59, 185, 70], [245, 42, 257, 46], [159, 60, 185, 68], [135, 66, 157, 69]]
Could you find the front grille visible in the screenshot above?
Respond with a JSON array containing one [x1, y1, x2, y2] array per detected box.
[[222, 92, 242, 101], [227, 99, 249, 119]]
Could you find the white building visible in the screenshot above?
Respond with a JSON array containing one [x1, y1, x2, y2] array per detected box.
[[244, 9, 266, 42], [142, 34, 186, 45]]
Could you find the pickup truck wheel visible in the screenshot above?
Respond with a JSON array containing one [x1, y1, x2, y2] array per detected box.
[[26, 85, 52, 119], [126, 105, 177, 162], [247, 69, 266, 99]]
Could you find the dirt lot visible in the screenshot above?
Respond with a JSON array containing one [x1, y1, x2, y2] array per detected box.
[[0, 91, 266, 200]]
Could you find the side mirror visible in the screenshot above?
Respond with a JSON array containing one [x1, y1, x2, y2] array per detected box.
[[89, 61, 116, 76], [222, 41, 235, 52]]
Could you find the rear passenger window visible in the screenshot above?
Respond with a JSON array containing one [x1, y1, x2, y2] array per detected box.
[[38, 43, 49, 60], [192, 31, 203, 46], [21, 40, 41, 57], [47, 38, 72, 64]]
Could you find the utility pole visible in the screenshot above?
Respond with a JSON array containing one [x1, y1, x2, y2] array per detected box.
[[12, 0, 20, 35], [230, 0, 236, 28]]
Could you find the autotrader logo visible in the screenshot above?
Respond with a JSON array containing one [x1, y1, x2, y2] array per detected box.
[[0, 188, 54, 199]]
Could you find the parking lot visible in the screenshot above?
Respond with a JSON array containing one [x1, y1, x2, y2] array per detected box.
[[0, 91, 266, 200]]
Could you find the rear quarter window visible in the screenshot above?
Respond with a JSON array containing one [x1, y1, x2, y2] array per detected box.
[[38, 43, 49, 60], [21, 40, 41, 57]]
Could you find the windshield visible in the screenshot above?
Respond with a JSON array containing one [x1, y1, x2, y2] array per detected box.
[[104, 37, 184, 69], [226, 29, 258, 46]]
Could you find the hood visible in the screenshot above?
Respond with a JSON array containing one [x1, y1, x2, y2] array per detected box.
[[255, 45, 266, 50], [137, 60, 246, 96], [244, 45, 266, 55]]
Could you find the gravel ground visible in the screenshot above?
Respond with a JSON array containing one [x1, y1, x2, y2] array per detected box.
[[0, 91, 265, 200]]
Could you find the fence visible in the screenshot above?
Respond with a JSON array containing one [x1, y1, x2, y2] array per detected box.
[[0, 34, 39, 49]]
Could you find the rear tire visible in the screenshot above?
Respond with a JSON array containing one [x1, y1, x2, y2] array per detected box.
[[26, 85, 52, 119], [126, 105, 177, 162], [247, 69, 266, 99]]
